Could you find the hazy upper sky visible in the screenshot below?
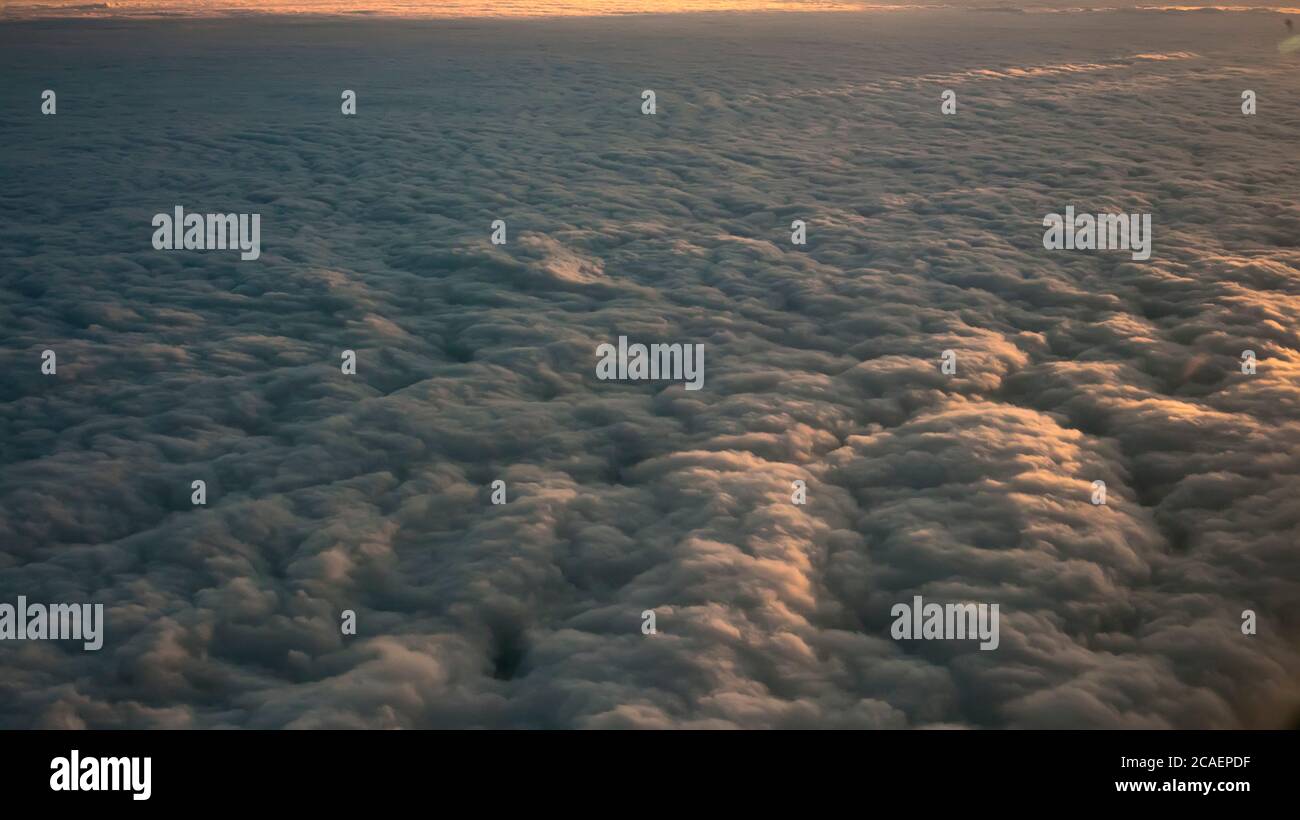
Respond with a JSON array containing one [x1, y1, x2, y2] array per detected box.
[[3, 0, 1298, 19]]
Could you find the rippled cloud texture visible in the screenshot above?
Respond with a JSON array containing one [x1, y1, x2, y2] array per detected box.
[[1, 9, 1298, 728]]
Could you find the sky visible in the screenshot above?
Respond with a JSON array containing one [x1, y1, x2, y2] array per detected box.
[[3, 0, 1299, 18], [1, 7, 1298, 729]]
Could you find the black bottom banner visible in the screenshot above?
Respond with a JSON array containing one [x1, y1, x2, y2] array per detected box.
[[2, 729, 1289, 809]]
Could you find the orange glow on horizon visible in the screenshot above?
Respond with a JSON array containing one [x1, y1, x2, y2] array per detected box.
[[2, 0, 892, 19]]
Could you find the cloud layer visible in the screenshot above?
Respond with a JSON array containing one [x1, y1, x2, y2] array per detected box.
[[1, 9, 1297, 728]]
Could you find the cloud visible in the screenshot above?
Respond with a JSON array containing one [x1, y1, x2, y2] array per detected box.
[[1, 8, 1297, 728]]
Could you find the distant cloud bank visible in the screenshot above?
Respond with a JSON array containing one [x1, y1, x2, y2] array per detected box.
[[3, 1, 1298, 21]]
